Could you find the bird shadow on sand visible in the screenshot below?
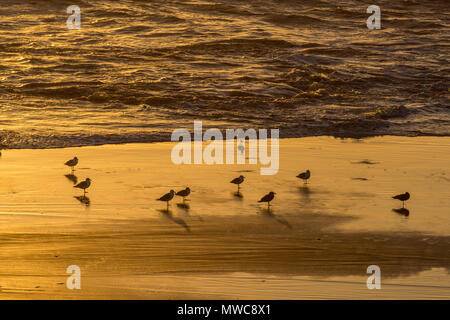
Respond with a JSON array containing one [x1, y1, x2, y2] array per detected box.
[[65, 174, 78, 185], [392, 208, 410, 217], [259, 207, 292, 229], [176, 203, 205, 222], [74, 196, 90, 207], [158, 209, 191, 232]]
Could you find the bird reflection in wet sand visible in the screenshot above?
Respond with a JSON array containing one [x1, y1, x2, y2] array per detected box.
[[65, 173, 78, 185], [74, 195, 90, 207], [393, 208, 410, 216], [297, 185, 311, 203], [233, 191, 243, 199], [158, 209, 190, 232], [176, 202, 190, 211], [259, 207, 292, 229]]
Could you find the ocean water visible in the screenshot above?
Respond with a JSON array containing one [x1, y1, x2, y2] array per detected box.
[[0, 0, 448, 148]]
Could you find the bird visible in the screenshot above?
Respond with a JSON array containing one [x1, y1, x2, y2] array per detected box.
[[296, 170, 311, 184], [157, 190, 175, 209], [238, 139, 245, 155], [392, 192, 410, 207], [258, 192, 276, 207], [230, 175, 245, 191], [176, 187, 191, 201], [74, 178, 92, 196], [65, 156, 78, 171]]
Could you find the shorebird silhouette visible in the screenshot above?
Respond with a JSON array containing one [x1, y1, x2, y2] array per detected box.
[[65, 156, 78, 172], [176, 187, 191, 201], [157, 190, 175, 209], [258, 192, 276, 208], [296, 170, 311, 184], [392, 192, 410, 208], [74, 178, 91, 196], [230, 175, 245, 191]]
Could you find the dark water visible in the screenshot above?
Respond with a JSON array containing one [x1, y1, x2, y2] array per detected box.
[[0, 0, 448, 148]]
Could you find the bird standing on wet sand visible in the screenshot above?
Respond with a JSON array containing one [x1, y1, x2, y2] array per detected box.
[[258, 192, 276, 207], [296, 170, 311, 184], [157, 190, 175, 209], [230, 175, 245, 191], [65, 156, 78, 172], [176, 187, 191, 201], [74, 178, 92, 196], [392, 192, 410, 207]]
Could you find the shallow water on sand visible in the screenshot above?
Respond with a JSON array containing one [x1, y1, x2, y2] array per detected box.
[[1, 136, 449, 235], [1, 1, 449, 148], [0, 137, 449, 298]]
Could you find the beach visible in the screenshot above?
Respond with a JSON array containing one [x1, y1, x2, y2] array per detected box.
[[0, 136, 449, 299]]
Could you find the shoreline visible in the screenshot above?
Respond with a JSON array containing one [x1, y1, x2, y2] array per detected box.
[[2, 133, 450, 151]]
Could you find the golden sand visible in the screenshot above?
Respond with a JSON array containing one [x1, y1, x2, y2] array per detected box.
[[0, 136, 449, 299]]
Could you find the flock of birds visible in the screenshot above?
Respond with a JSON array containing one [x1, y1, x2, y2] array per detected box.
[[65, 156, 411, 211], [154, 171, 314, 209]]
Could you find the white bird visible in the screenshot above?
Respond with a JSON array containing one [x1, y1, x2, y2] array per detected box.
[[296, 170, 311, 184], [65, 156, 78, 171], [238, 140, 245, 155], [74, 178, 91, 196]]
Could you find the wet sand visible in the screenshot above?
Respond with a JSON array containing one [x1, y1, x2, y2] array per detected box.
[[0, 136, 449, 299]]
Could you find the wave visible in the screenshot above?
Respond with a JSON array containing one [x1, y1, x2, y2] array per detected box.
[[0, 0, 448, 149], [160, 38, 298, 56]]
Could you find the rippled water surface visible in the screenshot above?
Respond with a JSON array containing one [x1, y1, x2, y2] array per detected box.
[[0, 0, 449, 148]]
